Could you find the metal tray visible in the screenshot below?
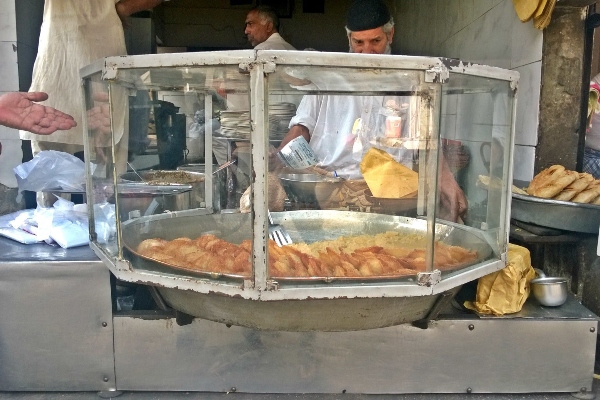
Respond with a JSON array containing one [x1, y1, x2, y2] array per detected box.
[[364, 190, 418, 215], [511, 192, 600, 234], [119, 211, 496, 331], [122, 211, 494, 283]]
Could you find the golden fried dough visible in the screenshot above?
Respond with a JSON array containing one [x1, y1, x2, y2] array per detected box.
[[527, 165, 565, 196], [529, 169, 578, 198], [553, 172, 594, 201], [136, 232, 478, 279], [526, 165, 600, 205], [572, 180, 600, 203]]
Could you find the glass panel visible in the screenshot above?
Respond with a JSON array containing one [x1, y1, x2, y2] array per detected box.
[[83, 53, 515, 298], [84, 64, 255, 281], [433, 73, 515, 277], [264, 64, 445, 284], [83, 73, 118, 258]]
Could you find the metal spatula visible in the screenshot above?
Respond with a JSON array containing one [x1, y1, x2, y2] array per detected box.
[[267, 210, 292, 246]]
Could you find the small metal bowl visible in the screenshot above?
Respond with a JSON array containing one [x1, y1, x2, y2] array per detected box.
[[530, 269, 568, 307], [278, 173, 344, 204]]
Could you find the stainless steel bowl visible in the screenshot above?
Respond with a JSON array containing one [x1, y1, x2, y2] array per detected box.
[[118, 170, 209, 220], [278, 173, 344, 204], [530, 269, 568, 307]]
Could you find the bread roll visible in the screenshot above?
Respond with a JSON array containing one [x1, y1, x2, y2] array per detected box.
[[529, 169, 578, 198], [527, 165, 565, 196], [553, 172, 594, 201], [572, 180, 600, 203]]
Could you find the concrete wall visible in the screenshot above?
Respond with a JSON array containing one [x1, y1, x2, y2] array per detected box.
[[0, 0, 33, 188], [393, 0, 543, 182], [155, 0, 352, 52]]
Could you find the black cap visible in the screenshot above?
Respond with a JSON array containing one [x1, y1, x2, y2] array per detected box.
[[346, 0, 391, 31]]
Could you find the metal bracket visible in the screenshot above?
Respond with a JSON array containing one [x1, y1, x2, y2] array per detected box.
[[115, 259, 134, 272], [238, 62, 252, 74], [417, 270, 442, 287], [263, 61, 276, 74], [239, 61, 275, 75], [243, 279, 255, 290], [147, 285, 171, 311], [101, 64, 118, 81], [266, 279, 279, 291], [425, 65, 449, 83]]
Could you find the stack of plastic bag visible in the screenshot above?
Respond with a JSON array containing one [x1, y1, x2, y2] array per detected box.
[[0, 197, 116, 249]]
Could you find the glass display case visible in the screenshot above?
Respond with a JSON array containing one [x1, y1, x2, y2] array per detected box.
[[80, 50, 518, 331]]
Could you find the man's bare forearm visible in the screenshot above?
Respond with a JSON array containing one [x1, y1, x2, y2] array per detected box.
[[278, 124, 310, 150]]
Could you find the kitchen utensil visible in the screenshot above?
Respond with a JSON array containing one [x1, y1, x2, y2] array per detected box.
[[126, 161, 145, 182], [121, 210, 491, 331], [213, 159, 236, 175], [511, 191, 600, 234], [267, 209, 292, 246], [278, 173, 345, 204], [124, 210, 494, 283], [119, 170, 209, 218], [530, 268, 568, 307], [364, 189, 418, 215]]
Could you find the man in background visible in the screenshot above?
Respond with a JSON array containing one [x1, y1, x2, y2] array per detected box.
[[277, 0, 467, 222], [20, 0, 164, 206], [244, 5, 295, 50]]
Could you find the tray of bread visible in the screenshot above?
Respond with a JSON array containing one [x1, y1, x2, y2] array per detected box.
[[510, 165, 600, 233]]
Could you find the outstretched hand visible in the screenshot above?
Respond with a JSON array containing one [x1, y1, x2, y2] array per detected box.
[[0, 92, 77, 134]]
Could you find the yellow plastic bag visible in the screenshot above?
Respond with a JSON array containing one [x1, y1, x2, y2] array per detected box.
[[359, 148, 418, 198], [464, 243, 536, 316]]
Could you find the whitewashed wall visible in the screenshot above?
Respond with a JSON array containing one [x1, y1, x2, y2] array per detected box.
[[393, 0, 542, 181], [0, 0, 20, 188]]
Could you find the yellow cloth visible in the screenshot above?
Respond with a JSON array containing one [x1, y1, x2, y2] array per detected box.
[[359, 148, 418, 198], [464, 243, 536, 316], [533, 0, 556, 30], [512, 0, 540, 22]]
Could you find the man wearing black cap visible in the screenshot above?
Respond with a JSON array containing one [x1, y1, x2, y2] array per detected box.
[[275, 0, 467, 221], [345, 0, 394, 54]]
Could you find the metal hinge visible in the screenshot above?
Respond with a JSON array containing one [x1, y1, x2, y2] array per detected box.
[[417, 270, 442, 287], [266, 279, 279, 291], [425, 65, 449, 83], [238, 62, 252, 74]]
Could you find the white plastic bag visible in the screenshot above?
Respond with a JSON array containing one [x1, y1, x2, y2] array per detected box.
[[13, 150, 85, 202]]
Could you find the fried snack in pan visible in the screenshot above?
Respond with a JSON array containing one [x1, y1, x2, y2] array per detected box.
[[527, 165, 565, 196], [137, 232, 479, 279], [553, 172, 594, 201], [529, 169, 578, 198]]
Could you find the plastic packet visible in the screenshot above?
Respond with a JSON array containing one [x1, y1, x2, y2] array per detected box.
[[52, 195, 75, 210], [0, 209, 36, 229], [47, 210, 89, 249], [0, 227, 44, 244], [277, 136, 318, 169], [93, 202, 116, 244], [13, 150, 85, 202]]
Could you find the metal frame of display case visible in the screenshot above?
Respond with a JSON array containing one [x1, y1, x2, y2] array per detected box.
[[80, 50, 519, 304]]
